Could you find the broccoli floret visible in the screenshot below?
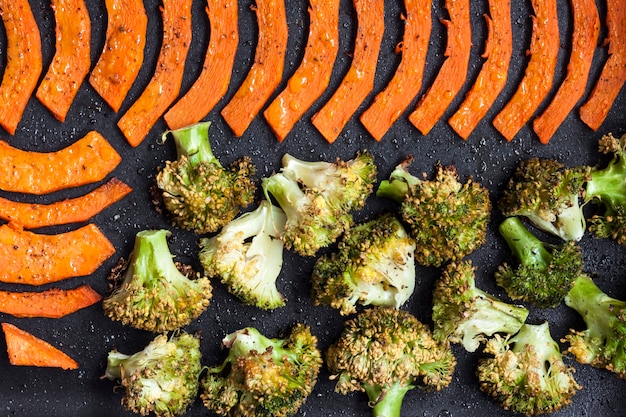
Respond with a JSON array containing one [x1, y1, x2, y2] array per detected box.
[[201, 324, 322, 417], [477, 322, 581, 416], [262, 151, 377, 256], [494, 216, 583, 308], [326, 307, 456, 417], [103, 332, 202, 417], [432, 260, 529, 352], [311, 213, 416, 315], [563, 273, 626, 379], [102, 229, 212, 333], [156, 121, 256, 233], [198, 199, 287, 310], [376, 156, 491, 267]]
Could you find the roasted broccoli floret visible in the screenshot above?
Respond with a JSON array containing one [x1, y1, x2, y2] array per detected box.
[[432, 260, 529, 352], [103, 229, 212, 332], [494, 216, 583, 308], [376, 156, 491, 267], [262, 151, 377, 256], [201, 324, 322, 417], [156, 121, 256, 233], [563, 273, 626, 379], [311, 213, 416, 315], [326, 307, 456, 417], [198, 199, 287, 310], [103, 332, 202, 417]]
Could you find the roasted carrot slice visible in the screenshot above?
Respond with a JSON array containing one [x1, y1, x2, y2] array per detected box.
[[221, 0, 289, 137], [2, 323, 79, 369], [0, 222, 115, 286], [164, 0, 239, 130], [311, 0, 385, 144], [359, 0, 432, 141], [0, 131, 121, 195], [448, 0, 512, 140], [117, 0, 193, 147], [0, 285, 101, 318], [0, 0, 42, 135], [263, 0, 341, 142], [408, 0, 471, 136], [492, 0, 560, 141], [35, 0, 91, 122]]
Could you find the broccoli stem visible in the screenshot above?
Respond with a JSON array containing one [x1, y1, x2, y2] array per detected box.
[[129, 229, 181, 284], [565, 274, 612, 344], [164, 121, 217, 167], [376, 166, 421, 203], [499, 217, 550, 269], [364, 383, 410, 417], [586, 157, 626, 209]]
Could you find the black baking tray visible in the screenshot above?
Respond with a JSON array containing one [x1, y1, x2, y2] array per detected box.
[[0, 0, 624, 416]]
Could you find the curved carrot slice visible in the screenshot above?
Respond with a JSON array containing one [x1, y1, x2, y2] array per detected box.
[[35, 0, 91, 122], [0, 222, 115, 286], [117, 0, 193, 147], [0, 131, 121, 195], [0, 0, 42, 135], [359, 0, 432, 141], [448, 0, 512, 140], [164, 0, 239, 130], [263, 0, 341, 142], [408, 0, 471, 136], [311, 0, 385, 144], [492, 0, 560, 141], [89, 0, 148, 113], [0, 285, 102, 318], [221, 0, 289, 137], [2, 323, 79, 369]]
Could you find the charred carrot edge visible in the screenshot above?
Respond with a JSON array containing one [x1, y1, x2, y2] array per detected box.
[[578, 0, 626, 131], [359, 0, 432, 141], [164, 0, 239, 130], [448, 0, 512, 140], [263, 0, 341, 142], [311, 0, 386, 144], [0, 285, 102, 318], [35, 0, 91, 122], [492, 0, 560, 141], [117, 0, 193, 147], [0, 0, 42, 135], [2, 323, 79, 369], [0, 131, 121, 195], [408, 0, 472, 136], [221, 0, 289, 137]]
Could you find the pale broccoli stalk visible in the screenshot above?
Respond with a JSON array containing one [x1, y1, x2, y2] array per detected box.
[[198, 199, 287, 310], [432, 260, 529, 352], [103, 333, 202, 417], [311, 213, 416, 315], [156, 121, 256, 233], [102, 229, 212, 333]]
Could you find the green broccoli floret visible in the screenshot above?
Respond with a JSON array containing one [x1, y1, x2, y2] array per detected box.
[[326, 307, 456, 417], [311, 213, 416, 315], [376, 156, 491, 267], [201, 324, 322, 417], [494, 216, 583, 308], [102, 229, 212, 333], [563, 273, 626, 379], [198, 199, 287, 310], [103, 332, 202, 417], [262, 151, 377, 256], [432, 260, 529, 352], [156, 121, 256, 233]]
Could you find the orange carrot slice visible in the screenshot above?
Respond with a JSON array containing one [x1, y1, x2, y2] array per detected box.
[[311, 0, 385, 144], [0, 222, 115, 286], [2, 323, 79, 369], [164, 0, 239, 130], [359, 0, 432, 141], [117, 0, 193, 147], [492, 0, 560, 141], [448, 0, 512, 140], [263, 0, 341, 142], [221, 0, 289, 137], [408, 0, 471, 136], [35, 0, 91, 122], [0, 285, 102, 318], [0, 0, 42, 135], [0, 131, 121, 195]]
